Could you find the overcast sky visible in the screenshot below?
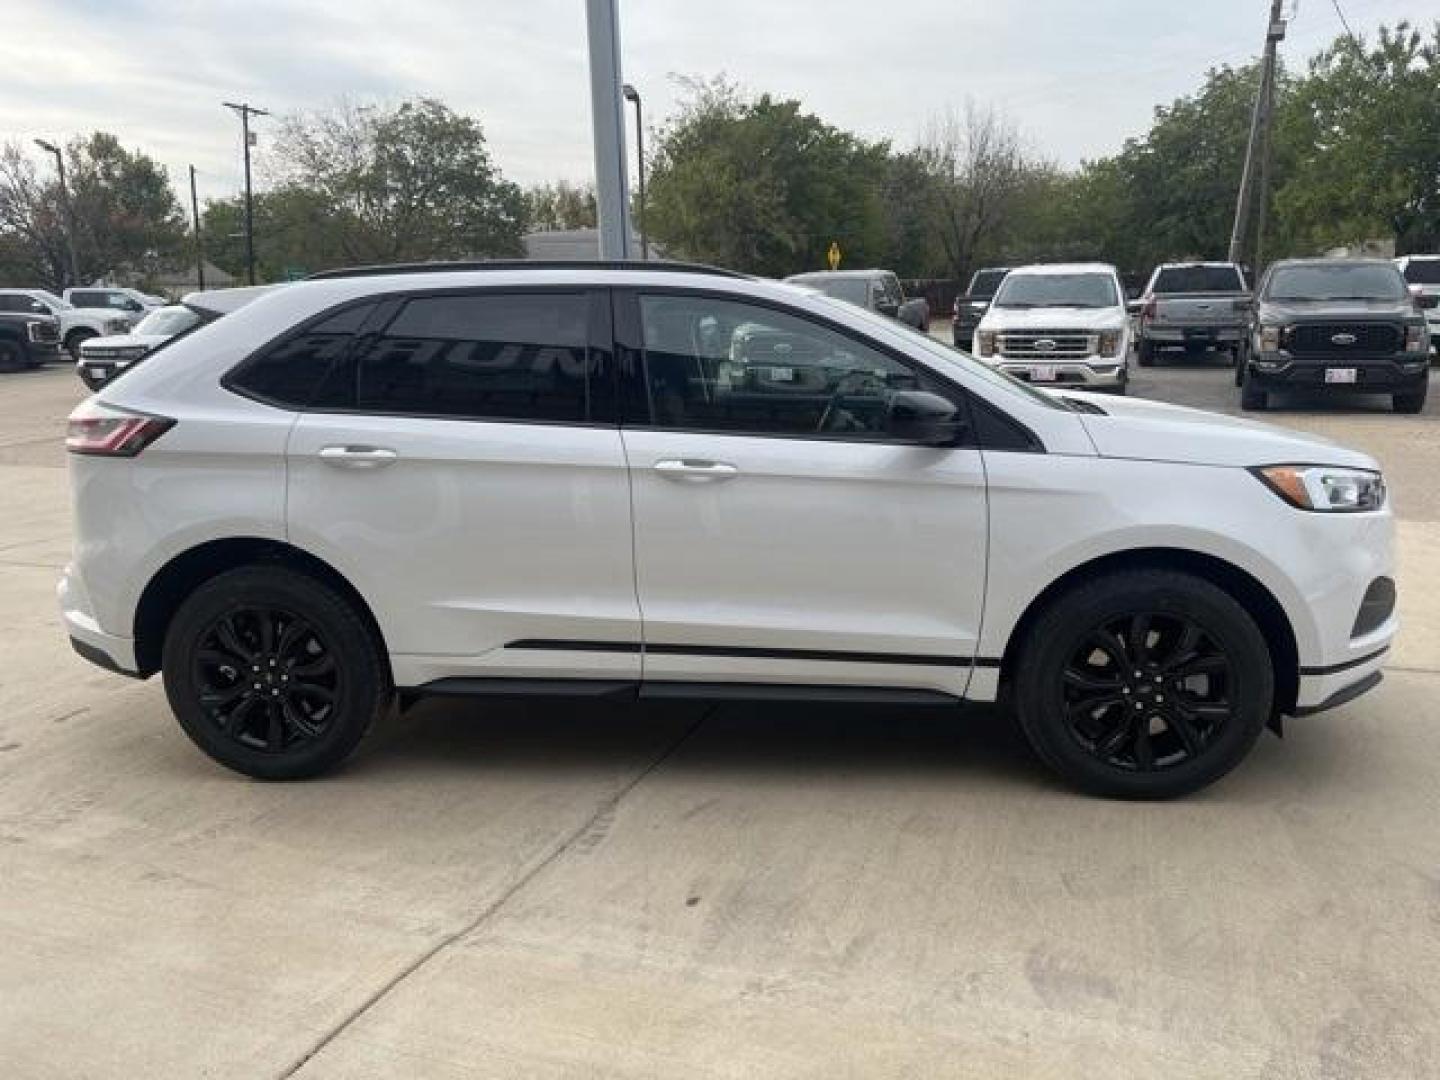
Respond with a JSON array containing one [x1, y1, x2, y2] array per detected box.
[[1, 0, 1424, 206]]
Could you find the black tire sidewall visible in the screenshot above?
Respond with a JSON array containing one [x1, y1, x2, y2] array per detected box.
[[0, 340, 22, 372], [1016, 570, 1273, 799], [162, 566, 389, 779]]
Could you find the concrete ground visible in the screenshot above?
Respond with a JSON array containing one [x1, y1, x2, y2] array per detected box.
[[1, 354, 1438, 1079]]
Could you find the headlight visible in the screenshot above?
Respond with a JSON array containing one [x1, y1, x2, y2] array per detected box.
[[1254, 465, 1386, 512], [1097, 330, 1121, 357], [1259, 325, 1282, 351], [1405, 323, 1428, 352], [103, 318, 130, 334], [976, 330, 996, 357]]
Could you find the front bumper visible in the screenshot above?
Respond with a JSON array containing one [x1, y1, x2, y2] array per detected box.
[[1249, 352, 1429, 390], [991, 357, 1127, 389]]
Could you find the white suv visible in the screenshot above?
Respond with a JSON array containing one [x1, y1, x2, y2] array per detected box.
[[973, 263, 1131, 392], [62, 262, 1396, 798]]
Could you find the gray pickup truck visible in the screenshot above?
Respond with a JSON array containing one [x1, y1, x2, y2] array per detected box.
[[1135, 262, 1250, 366]]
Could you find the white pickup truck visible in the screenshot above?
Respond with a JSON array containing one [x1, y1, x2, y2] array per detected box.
[[1135, 262, 1250, 366], [1395, 255, 1440, 354], [0, 288, 135, 359]]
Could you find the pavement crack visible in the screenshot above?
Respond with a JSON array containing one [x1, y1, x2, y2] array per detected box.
[[275, 706, 714, 1079]]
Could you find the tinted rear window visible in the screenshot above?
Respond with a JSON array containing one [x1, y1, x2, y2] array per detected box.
[[1152, 266, 1245, 293], [322, 293, 594, 422], [1402, 260, 1440, 285], [229, 303, 374, 408]]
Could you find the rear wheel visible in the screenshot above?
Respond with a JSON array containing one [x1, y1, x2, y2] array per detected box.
[[1014, 569, 1273, 799], [162, 566, 391, 779], [1240, 368, 1267, 410], [1394, 380, 1428, 414]]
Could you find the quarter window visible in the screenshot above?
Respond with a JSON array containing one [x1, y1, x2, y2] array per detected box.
[[636, 294, 953, 438], [230, 303, 374, 408], [339, 293, 593, 422]]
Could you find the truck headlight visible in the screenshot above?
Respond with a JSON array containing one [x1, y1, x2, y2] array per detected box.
[[1097, 330, 1121, 358], [1259, 325, 1282, 351], [1254, 465, 1386, 512], [103, 318, 131, 334], [976, 330, 996, 358]]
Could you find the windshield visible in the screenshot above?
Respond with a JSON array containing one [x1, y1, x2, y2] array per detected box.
[[807, 292, 1066, 411], [33, 289, 71, 310], [1152, 265, 1245, 293], [968, 269, 1009, 299], [789, 275, 871, 308], [1266, 263, 1407, 302], [1401, 259, 1440, 285], [135, 306, 201, 336], [993, 272, 1118, 309]]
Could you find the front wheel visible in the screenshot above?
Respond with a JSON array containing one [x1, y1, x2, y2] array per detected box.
[[1014, 569, 1273, 799], [1239, 368, 1267, 410], [0, 339, 25, 373], [162, 566, 392, 779], [1394, 381, 1428, 414], [65, 330, 96, 361]]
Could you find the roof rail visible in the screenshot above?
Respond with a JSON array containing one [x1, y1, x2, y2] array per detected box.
[[305, 259, 750, 281]]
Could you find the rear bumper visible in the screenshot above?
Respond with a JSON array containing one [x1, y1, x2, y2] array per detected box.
[[1249, 353, 1429, 390], [59, 565, 139, 676], [1144, 325, 1244, 343]]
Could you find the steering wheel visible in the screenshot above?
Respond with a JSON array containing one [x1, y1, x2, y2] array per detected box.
[[817, 369, 890, 433]]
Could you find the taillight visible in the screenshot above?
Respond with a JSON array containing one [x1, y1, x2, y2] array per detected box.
[[1141, 296, 1157, 320], [1405, 323, 1427, 352], [66, 401, 174, 457]]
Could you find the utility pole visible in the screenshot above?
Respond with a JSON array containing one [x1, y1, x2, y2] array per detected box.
[[189, 165, 206, 291], [622, 83, 648, 259], [33, 139, 80, 288], [585, 0, 633, 260], [1227, 0, 1286, 268], [223, 101, 270, 285]]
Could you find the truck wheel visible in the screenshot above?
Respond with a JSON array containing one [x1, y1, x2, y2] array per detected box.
[[1239, 369, 1267, 410], [0, 340, 26, 373], [1137, 341, 1155, 367], [64, 329, 96, 361], [1394, 381, 1428, 414], [1014, 568, 1272, 799]]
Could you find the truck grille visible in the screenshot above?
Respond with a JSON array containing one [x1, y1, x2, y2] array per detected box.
[[997, 330, 1093, 359], [1289, 323, 1400, 355]]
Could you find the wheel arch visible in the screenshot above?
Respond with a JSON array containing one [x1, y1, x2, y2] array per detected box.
[[132, 537, 389, 679], [997, 546, 1300, 717]]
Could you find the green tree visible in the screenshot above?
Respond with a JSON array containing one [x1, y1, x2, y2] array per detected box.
[[645, 77, 890, 275], [527, 180, 597, 230], [267, 98, 528, 268]]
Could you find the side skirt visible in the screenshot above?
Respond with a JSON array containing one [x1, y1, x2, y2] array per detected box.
[[411, 678, 964, 708]]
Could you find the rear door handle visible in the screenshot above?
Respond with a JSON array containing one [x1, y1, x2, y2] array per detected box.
[[318, 445, 398, 469], [653, 459, 739, 481]]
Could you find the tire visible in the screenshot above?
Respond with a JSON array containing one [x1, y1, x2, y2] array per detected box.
[[161, 566, 392, 779], [0, 339, 24, 373], [1239, 368, 1267, 410], [1013, 569, 1273, 799], [65, 329, 96, 361], [1137, 340, 1155, 367], [1394, 381, 1428, 414]]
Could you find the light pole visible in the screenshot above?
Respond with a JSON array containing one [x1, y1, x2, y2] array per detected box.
[[189, 165, 206, 291], [585, 0, 633, 259], [223, 101, 270, 285], [622, 83, 648, 260], [34, 138, 80, 288]]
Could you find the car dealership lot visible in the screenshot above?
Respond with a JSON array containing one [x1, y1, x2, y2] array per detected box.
[[3, 361, 1440, 1077]]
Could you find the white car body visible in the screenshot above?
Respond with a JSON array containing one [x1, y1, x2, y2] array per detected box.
[[0, 288, 132, 354], [973, 263, 1131, 390], [60, 265, 1394, 794], [1394, 255, 1440, 345]]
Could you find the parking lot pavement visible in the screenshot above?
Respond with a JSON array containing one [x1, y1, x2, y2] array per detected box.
[[4, 361, 1440, 1078]]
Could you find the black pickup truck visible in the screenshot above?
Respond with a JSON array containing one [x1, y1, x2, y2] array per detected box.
[[1239, 258, 1432, 413], [0, 308, 62, 372]]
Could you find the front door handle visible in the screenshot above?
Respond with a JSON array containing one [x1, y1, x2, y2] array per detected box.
[[653, 459, 739, 481], [318, 445, 398, 469]]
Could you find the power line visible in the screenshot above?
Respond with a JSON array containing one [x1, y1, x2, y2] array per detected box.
[[1330, 0, 1362, 49]]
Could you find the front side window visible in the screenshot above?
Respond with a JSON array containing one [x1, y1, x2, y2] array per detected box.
[[229, 303, 374, 408], [636, 293, 953, 438], [345, 293, 593, 422], [1401, 260, 1440, 285], [993, 273, 1118, 309]]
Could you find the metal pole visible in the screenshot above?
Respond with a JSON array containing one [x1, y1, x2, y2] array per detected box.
[[224, 102, 269, 285], [189, 165, 206, 291], [624, 84, 648, 260], [1252, 60, 1276, 274], [1227, 0, 1285, 265], [586, 0, 632, 260], [35, 139, 80, 288]]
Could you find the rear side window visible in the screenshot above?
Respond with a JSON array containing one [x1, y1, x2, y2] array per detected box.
[[229, 303, 374, 408], [334, 293, 593, 422]]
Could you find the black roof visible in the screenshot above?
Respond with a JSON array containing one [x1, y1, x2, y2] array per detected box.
[[306, 259, 750, 281]]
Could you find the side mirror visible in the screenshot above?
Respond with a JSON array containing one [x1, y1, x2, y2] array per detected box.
[[1125, 299, 1145, 316], [886, 390, 965, 446], [875, 298, 900, 318]]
